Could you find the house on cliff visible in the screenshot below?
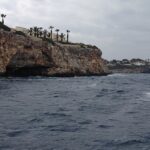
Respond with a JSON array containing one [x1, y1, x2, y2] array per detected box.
[[15, 26, 29, 34], [130, 59, 146, 66]]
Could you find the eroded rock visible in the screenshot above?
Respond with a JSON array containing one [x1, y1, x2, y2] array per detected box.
[[0, 30, 109, 77]]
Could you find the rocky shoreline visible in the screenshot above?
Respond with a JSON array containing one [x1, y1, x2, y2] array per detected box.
[[0, 29, 109, 77], [108, 65, 150, 74], [104, 59, 150, 74]]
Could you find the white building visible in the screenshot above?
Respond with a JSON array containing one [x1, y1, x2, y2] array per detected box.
[[15, 26, 29, 34]]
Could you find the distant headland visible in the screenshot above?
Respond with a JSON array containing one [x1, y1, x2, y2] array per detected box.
[[104, 59, 150, 73]]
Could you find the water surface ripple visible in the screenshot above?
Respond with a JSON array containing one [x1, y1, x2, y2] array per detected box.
[[0, 74, 150, 150]]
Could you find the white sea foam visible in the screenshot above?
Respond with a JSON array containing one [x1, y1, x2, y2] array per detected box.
[[108, 73, 127, 77], [88, 83, 97, 87], [146, 92, 150, 97], [141, 92, 150, 102]]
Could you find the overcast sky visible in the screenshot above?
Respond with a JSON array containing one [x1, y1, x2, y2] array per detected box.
[[1, 0, 150, 60]]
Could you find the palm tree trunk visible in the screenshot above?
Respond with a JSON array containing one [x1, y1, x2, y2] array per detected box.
[[2, 18, 4, 24], [57, 33, 58, 42], [51, 30, 53, 40], [67, 34, 69, 43]]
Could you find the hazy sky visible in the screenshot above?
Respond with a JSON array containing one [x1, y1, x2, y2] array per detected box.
[[1, 0, 150, 60]]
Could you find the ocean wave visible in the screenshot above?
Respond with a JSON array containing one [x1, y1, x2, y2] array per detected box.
[[6, 129, 28, 137], [106, 138, 145, 147], [142, 92, 150, 101], [97, 124, 113, 129], [1, 74, 150, 149], [145, 92, 150, 97], [87, 83, 97, 88], [43, 112, 71, 118], [44, 124, 81, 132], [108, 73, 128, 77]]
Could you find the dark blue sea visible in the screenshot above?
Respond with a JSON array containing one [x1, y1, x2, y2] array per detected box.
[[0, 74, 150, 150]]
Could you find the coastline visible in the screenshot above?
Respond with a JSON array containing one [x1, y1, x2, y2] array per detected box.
[[0, 29, 109, 77]]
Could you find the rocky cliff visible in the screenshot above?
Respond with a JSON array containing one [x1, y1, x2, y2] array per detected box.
[[0, 30, 108, 77]]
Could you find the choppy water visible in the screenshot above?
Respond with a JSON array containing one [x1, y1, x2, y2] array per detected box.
[[0, 74, 150, 150]]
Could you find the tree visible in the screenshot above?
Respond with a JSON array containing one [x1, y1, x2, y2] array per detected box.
[[55, 29, 59, 42], [37, 27, 42, 37], [33, 26, 38, 37], [66, 30, 70, 43], [29, 28, 33, 36], [39, 30, 43, 37], [47, 32, 51, 38], [1, 14, 6, 24], [43, 30, 47, 39], [60, 33, 65, 42], [49, 26, 54, 40], [38, 27, 43, 37]]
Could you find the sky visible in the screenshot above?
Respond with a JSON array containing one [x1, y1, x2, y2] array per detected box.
[[1, 0, 150, 60]]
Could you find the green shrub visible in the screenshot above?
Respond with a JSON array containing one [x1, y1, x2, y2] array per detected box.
[[42, 38, 55, 45], [87, 45, 98, 49], [80, 43, 86, 48]]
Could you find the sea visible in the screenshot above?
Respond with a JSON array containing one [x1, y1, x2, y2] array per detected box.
[[0, 74, 150, 150]]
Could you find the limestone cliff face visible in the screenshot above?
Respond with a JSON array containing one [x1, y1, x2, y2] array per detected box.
[[0, 30, 108, 76]]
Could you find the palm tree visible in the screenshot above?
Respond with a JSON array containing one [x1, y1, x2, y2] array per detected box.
[[1, 14, 6, 24], [33, 26, 38, 37], [43, 30, 47, 39], [37, 27, 42, 37], [39, 27, 43, 30], [37, 28, 40, 37], [47, 32, 51, 38], [49, 26, 54, 40], [38, 27, 43, 37], [66, 30, 70, 43], [55, 29, 59, 42], [39, 30, 43, 37], [29, 28, 33, 36], [60, 33, 65, 42]]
